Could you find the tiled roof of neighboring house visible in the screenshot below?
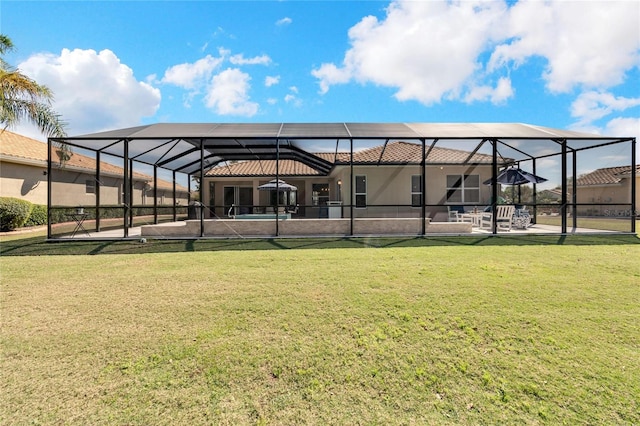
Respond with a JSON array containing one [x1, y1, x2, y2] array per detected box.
[[0, 130, 188, 192], [576, 164, 640, 186], [539, 188, 564, 197], [206, 141, 500, 177]]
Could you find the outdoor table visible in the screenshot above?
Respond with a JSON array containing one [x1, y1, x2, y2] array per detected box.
[[66, 213, 90, 237], [460, 211, 484, 227]]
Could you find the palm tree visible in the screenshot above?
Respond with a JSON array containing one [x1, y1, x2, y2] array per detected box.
[[0, 34, 66, 138]]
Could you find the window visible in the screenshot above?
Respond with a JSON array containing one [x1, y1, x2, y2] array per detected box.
[[85, 179, 95, 194], [355, 175, 367, 208], [411, 175, 422, 207], [446, 174, 480, 204], [312, 183, 329, 206]]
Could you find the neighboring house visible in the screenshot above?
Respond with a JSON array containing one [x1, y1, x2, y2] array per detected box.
[[0, 130, 189, 206], [576, 164, 640, 216], [537, 188, 564, 202], [204, 141, 505, 219]]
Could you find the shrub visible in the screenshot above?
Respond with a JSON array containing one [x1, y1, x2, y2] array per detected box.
[[0, 197, 33, 231], [24, 204, 48, 227]]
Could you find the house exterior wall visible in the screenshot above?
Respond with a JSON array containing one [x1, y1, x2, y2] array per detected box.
[[205, 164, 496, 220], [0, 161, 48, 204], [334, 164, 495, 218], [576, 177, 639, 215], [1, 159, 188, 207]]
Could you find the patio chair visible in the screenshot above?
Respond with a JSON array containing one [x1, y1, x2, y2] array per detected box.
[[481, 205, 515, 231], [447, 205, 467, 222], [512, 207, 532, 229]]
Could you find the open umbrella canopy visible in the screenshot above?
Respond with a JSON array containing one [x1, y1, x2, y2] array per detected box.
[[483, 166, 548, 186], [257, 179, 297, 192]]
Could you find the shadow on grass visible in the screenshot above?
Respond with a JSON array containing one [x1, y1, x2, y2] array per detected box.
[[1, 233, 639, 256]]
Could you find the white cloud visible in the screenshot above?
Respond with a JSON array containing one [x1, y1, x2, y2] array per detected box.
[[312, 63, 351, 95], [265, 75, 280, 87], [161, 54, 224, 89], [490, 1, 640, 93], [162, 49, 267, 116], [313, 0, 639, 105], [204, 68, 259, 116], [267, 98, 278, 105], [18, 48, 160, 135], [284, 87, 302, 107], [464, 77, 513, 104], [604, 117, 640, 139], [570, 91, 640, 125], [276, 17, 292, 26], [312, 0, 508, 104], [230, 54, 272, 66]]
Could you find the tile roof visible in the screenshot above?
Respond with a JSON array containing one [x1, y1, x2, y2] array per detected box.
[[576, 165, 640, 186], [0, 130, 187, 192], [206, 159, 324, 177], [343, 141, 496, 164], [206, 141, 499, 176]]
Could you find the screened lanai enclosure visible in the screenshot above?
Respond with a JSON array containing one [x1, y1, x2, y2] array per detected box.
[[47, 123, 637, 240]]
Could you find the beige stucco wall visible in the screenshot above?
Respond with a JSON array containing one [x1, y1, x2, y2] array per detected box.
[[333, 164, 494, 217], [576, 177, 639, 215], [0, 161, 48, 204], [1, 159, 188, 207], [205, 165, 496, 219]]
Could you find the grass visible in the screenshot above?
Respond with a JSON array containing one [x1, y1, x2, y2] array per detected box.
[[535, 215, 636, 232], [1, 233, 640, 424]]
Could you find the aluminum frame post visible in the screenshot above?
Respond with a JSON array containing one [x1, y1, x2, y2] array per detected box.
[[350, 139, 354, 236], [96, 151, 101, 232], [421, 138, 426, 236], [561, 140, 568, 234], [491, 140, 498, 234], [200, 139, 205, 238], [47, 138, 52, 239], [631, 138, 637, 233], [123, 140, 129, 238]]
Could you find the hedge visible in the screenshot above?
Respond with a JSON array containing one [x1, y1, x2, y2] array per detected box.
[[24, 204, 48, 227], [0, 197, 33, 231]]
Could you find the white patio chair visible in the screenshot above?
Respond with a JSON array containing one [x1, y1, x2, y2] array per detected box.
[[481, 205, 515, 231], [447, 205, 469, 222]]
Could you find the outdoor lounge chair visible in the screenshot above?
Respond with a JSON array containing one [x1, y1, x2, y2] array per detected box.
[[481, 205, 516, 231], [447, 205, 468, 222], [512, 207, 532, 229]]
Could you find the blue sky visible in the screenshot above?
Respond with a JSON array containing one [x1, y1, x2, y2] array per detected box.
[[2, 0, 639, 149]]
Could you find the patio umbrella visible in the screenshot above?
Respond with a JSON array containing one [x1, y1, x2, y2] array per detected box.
[[483, 166, 547, 186], [257, 179, 297, 192]]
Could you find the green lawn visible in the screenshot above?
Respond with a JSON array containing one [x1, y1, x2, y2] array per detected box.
[[1, 234, 639, 424]]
